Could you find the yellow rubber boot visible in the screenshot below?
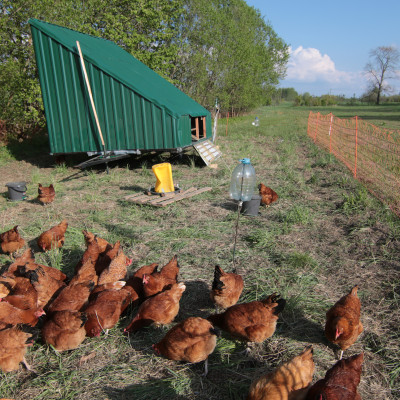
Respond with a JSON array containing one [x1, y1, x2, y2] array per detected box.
[[152, 162, 174, 193]]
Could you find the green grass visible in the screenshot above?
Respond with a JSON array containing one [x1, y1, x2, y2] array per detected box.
[[0, 103, 399, 399]]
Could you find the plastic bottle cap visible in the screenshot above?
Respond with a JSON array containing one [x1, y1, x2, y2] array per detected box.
[[240, 158, 251, 164]]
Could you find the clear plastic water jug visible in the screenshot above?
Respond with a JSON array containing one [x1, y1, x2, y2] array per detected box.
[[252, 117, 259, 127], [229, 158, 256, 202]]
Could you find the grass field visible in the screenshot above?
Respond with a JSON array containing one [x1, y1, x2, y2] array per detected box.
[[0, 104, 399, 399]]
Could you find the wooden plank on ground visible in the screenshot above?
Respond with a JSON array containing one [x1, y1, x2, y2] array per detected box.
[[158, 187, 212, 206], [146, 190, 185, 205]]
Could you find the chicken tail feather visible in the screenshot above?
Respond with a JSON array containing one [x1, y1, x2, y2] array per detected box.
[[210, 326, 221, 337], [80, 312, 88, 327], [212, 265, 225, 291], [350, 285, 359, 296], [273, 298, 286, 316]]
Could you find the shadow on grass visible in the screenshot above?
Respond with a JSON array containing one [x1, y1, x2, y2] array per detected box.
[[216, 200, 238, 212], [101, 223, 144, 244], [4, 130, 207, 172], [119, 185, 148, 193], [5, 134, 83, 168], [27, 238, 42, 254], [277, 304, 326, 346], [102, 335, 249, 400], [103, 380, 188, 400], [179, 280, 213, 320]]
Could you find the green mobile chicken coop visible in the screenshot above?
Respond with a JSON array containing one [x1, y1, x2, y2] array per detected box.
[[29, 19, 212, 164]]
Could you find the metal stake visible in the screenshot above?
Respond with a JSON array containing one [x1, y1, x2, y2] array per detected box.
[[232, 200, 243, 271], [232, 165, 245, 270]]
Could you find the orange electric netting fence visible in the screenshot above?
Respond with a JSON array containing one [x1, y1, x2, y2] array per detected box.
[[307, 111, 400, 217]]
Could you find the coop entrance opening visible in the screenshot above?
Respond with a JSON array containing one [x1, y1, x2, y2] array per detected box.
[[191, 116, 207, 141]]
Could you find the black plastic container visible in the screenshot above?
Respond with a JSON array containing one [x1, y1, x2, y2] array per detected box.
[[241, 195, 261, 216]]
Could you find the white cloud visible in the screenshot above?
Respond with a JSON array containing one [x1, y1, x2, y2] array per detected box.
[[286, 46, 354, 83], [280, 46, 373, 96]]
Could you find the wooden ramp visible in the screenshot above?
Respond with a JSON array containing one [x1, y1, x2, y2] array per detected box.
[[124, 187, 212, 207], [194, 140, 221, 166]]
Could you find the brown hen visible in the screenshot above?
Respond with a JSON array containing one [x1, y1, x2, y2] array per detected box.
[[305, 353, 364, 400], [123, 262, 159, 306], [153, 317, 219, 375], [47, 281, 94, 313], [95, 240, 122, 275], [82, 230, 110, 253], [18, 265, 66, 310], [0, 225, 25, 255], [70, 257, 98, 286], [41, 310, 87, 351], [37, 220, 68, 251], [19, 260, 67, 282], [210, 265, 244, 309], [124, 282, 186, 333], [74, 237, 102, 275], [208, 293, 286, 343], [258, 183, 278, 206], [38, 183, 55, 205], [97, 248, 129, 285], [325, 285, 363, 359], [84, 285, 131, 337], [247, 345, 315, 400], [0, 300, 45, 326], [0, 326, 34, 372], [3, 276, 38, 310], [142, 255, 179, 298]]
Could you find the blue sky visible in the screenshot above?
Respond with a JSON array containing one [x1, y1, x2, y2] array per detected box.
[[245, 0, 400, 97]]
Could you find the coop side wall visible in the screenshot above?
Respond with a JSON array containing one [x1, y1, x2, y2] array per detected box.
[[31, 26, 189, 155]]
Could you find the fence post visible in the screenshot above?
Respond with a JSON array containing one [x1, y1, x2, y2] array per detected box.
[[314, 112, 320, 143], [354, 116, 358, 177], [307, 111, 312, 136], [329, 113, 334, 154]]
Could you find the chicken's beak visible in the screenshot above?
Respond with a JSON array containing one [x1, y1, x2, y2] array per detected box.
[[335, 328, 341, 340]]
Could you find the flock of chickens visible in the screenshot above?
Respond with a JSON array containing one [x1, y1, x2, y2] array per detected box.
[[0, 183, 365, 399]]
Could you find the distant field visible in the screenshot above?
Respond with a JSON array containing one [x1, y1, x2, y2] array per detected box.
[[312, 102, 400, 129], [0, 104, 399, 399]]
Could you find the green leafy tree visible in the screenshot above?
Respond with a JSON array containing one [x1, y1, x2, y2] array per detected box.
[[0, 0, 288, 138], [174, 0, 289, 113], [79, 0, 184, 78], [0, 0, 183, 137]]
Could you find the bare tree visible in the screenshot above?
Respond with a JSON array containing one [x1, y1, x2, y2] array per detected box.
[[365, 46, 400, 104]]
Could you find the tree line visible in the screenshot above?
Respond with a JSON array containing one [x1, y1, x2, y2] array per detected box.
[[0, 0, 289, 138], [272, 87, 400, 107]]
